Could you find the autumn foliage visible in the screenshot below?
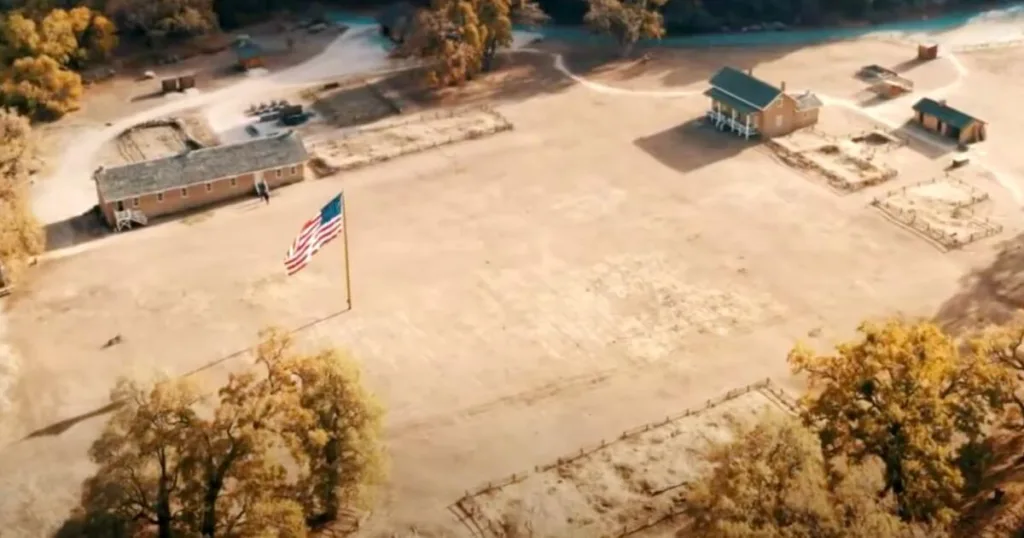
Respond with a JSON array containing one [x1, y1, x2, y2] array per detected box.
[[400, 0, 547, 87], [69, 329, 384, 537], [584, 0, 667, 56], [0, 7, 117, 120], [0, 108, 42, 281]]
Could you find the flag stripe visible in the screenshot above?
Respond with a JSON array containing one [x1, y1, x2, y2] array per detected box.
[[283, 194, 344, 275]]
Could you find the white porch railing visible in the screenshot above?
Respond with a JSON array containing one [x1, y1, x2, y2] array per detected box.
[[114, 209, 148, 232], [706, 107, 758, 139]]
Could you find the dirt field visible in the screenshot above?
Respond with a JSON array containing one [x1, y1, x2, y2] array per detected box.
[[311, 107, 513, 171], [457, 385, 789, 538], [98, 115, 222, 166], [7, 28, 1024, 537], [873, 176, 1003, 249]]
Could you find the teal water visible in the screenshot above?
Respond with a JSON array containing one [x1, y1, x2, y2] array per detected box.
[[332, 3, 1024, 49]]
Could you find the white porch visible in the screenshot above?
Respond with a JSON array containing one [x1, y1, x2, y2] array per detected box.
[[114, 209, 148, 232], [706, 102, 758, 139]]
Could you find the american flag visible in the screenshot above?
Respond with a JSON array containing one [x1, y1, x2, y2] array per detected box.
[[284, 193, 345, 275]]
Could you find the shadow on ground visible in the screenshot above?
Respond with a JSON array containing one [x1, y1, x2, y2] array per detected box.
[[893, 119, 958, 160], [956, 430, 1024, 536], [935, 232, 1024, 334], [558, 43, 805, 91], [634, 118, 760, 175], [44, 206, 109, 252]]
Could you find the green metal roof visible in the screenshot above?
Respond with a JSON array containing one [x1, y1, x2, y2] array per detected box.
[[703, 87, 759, 116], [912, 98, 980, 129], [234, 41, 264, 61], [708, 67, 782, 110]]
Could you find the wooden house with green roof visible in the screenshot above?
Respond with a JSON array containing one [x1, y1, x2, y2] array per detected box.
[[705, 66, 821, 139], [912, 98, 986, 145]]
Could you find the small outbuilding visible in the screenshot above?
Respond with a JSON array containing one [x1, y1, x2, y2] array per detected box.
[[93, 131, 310, 230], [234, 39, 266, 70], [912, 97, 986, 145], [918, 43, 939, 61]]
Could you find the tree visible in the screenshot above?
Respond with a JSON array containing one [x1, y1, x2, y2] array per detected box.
[[83, 378, 202, 538], [76, 329, 384, 536], [38, 8, 80, 65], [789, 318, 1011, 524], [103, 0, 217, 39], [584, 0, 667, 56], [0, 12, 42, 62], [0, 108, 41, 280], [401, 0, 548, 87], [1, 54, 84, 119], [181, 368, 306, 538], [256, 328, 385, 528], [685, 410, 944, 537], [971, 314, 1024, 429]]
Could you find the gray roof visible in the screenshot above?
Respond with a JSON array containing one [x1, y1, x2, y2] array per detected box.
[[95, 131, 309, 201], [793, 91, 823, 111]]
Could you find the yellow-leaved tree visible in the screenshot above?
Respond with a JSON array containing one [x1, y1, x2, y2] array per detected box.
[[1, 54, 83, 119], [789, 318, 1011, 524], [583, 0, 668, 57], [70, 329, 384, 537], [0, 108, 42, 281], [255, 328, 385, 528], [401, 0, 547, 87], [685, 410, 946, 537]]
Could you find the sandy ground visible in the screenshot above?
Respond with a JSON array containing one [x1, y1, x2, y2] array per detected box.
[[462, 388, 781, 537], [6, 13, 1024, 537]]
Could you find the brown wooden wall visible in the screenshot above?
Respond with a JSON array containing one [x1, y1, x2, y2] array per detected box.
[[100, 163, 306, 228]]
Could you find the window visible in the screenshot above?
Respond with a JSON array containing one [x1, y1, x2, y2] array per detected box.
[[181, 187, 189, 198], [230, 177, 237, 187], [205, 183, 212, 192], [157, 192, 164, 203], [276, 168, 282, 178], [132, 197, 139, 207], [290, 166, 297, 175]]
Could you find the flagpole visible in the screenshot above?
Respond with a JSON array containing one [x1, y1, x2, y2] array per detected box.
[[341, 192, 352, 310]]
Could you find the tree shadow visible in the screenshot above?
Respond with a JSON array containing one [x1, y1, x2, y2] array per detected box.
[[957, 431, 1024, 536], [934, 232, 1024, 334], [44, 206, 110, 252], [633, 118, 760, 175]]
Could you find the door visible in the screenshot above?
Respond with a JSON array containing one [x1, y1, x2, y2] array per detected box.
[[115, 200, 125, 211]]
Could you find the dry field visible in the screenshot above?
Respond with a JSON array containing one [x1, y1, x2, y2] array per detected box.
[[311, 107, 514, 172], [457, 384, 789, 538], [770, 129, 900, 192], [5, 36, 1024, 537], [873, 177, 1003, 250], [302, 78, 399, 128], [98, 115, 221, 166]]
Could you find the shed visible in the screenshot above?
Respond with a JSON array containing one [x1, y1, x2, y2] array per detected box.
[[918, 43, 939, 61], [161, 78, 180, 93], [912, 98, 986, 144], [178, 75, 196, 90], [234, 40, 266, 70]]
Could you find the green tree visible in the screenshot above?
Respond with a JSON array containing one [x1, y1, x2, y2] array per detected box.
[[685, 410, 944, 537], [104, 0, 217, 39], [584, 0, 668, 56], [789, 318, 1011, 524]]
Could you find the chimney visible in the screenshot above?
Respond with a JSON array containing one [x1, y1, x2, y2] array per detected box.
[[939, 99, 947, 105], [781, 81, 786, 91], [747, 68, 752, 75]]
